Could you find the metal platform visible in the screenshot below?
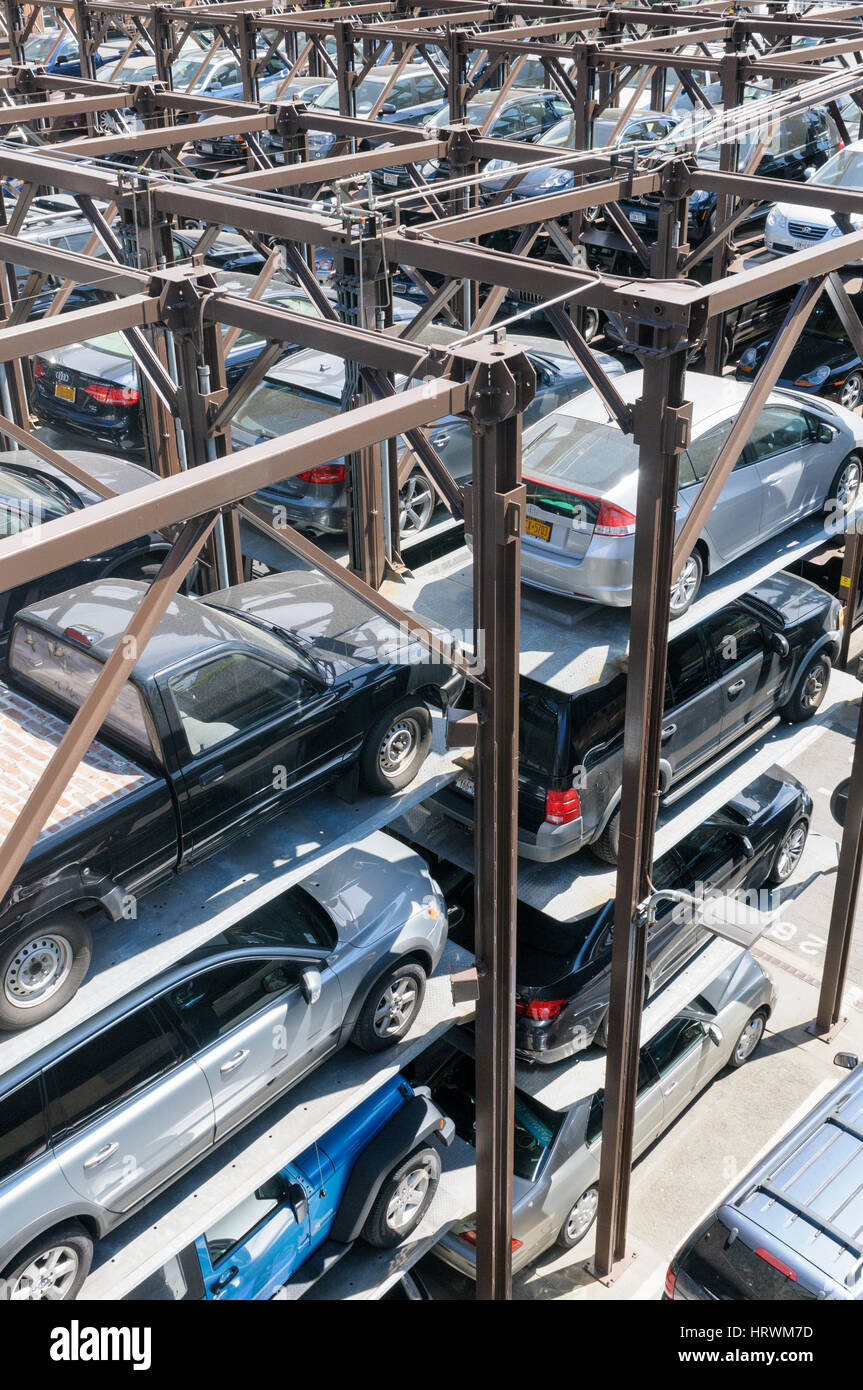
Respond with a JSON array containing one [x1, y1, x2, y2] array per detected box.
[[381, 513, 848, 696], [0, 722, 459, 1081], [84, 940, 475, 1301]]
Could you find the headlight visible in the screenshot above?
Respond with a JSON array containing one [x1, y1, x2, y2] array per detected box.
[[689, 189, 711, 207], [794, 364, 830, 388], [538, 169, 572, 192], [766, 205, 785, 228], [417, 160, 438, 178]]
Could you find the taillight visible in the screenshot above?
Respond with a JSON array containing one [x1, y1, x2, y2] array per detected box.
[[516, 997, 565, 1022], [84, 383, 139, 405], [755, 1247, 797, 1281], [595, 499, 637, 536], [297, 463, 346, 484], [545, 787, 580, 825], [33, 360, 45, 378], [457, 1227, 523, 1252], [664, 1265, 677, 1298]]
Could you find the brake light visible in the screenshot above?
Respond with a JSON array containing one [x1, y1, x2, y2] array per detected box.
[[595, 499, 637, 536], [664, 1265, 677, 1298], [755, 1247, 797, 1281], [84, 383, 139, 405], [457, 1227, 523, 1252], [545, 787, 580, 825], [296, 463, 346, 484], [33, 360, 45, 378], [515, 997, 566, 1022]]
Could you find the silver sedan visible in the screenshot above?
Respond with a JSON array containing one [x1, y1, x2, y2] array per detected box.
[[518, 372, 863, 616]]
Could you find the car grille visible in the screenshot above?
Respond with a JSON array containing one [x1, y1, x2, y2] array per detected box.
[[787, 221, 827, 242]]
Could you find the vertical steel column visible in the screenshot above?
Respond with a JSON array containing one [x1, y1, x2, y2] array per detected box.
[[704, 45, 742, 376], [839, 531, 863, 671], [340, 237, 388, 588], [455, 339, 534, 1301], [592, 342, 692, 1280], [815, 692, 863, 1034]]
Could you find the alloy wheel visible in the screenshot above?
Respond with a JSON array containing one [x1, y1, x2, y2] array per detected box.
[[399, 473, 435, 536], [566, 1187, 599, 1241], [775, 823, 807, 882], [670, 555, 700, 615], [386, 1162, 432, 1232], [733, 1014, 765, 1065], [9, 1246, 79, 1301], [373, 977, 419, 1037], [802, 662, 827, 711], [840, 375, 863, 412], [836, 457, 862, 510]]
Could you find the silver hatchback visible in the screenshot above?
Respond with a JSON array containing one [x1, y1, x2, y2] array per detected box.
[[0, 832, 447, 1300], [519, 372, 863, 616]]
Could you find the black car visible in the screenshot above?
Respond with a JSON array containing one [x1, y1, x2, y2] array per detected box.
[[509, 771, 811, 1064], [431, 573, 842, 864], [736, 289, 863, 413]]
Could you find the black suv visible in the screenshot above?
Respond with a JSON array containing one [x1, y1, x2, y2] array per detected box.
[[431, 573, 842, 864]]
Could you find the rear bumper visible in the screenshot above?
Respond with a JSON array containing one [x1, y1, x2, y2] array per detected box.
[[515, 1001, 607, 1064], [520, 535, 634, 606], [253, 484, 347, 536], [430, 783, 586, 863]]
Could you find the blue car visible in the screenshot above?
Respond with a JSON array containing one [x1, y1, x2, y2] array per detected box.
[[129, 1075, 454, 1300], [22, 29, 121, 77]]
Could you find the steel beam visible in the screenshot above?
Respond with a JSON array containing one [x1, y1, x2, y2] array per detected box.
[[815, 692, 863, 1034]]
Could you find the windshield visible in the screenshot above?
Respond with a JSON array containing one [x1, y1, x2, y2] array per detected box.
[[813, 147, 863, 189], [0, 467, 77, 531], [171, 55, 215, 89], [231, 294, 320, 351], [233, 382, 340, 440], [24, 34, 64, 61], [806, 295, 863, 340], [433, 1052, 562, 1182], [524, 418, 638, 490], [317, 76, 389, 114]]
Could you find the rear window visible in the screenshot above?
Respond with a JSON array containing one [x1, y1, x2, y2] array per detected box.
[[233, 383, 339, 441], [519, 684, 567, 776], [679, 1218, 818, 1300], [570, 672, 627, 767], [524, 419, 638, 491], [0, 1077, 47, 1182]]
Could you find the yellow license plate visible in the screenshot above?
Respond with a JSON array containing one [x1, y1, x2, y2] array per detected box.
[[525, 516, 551, 542], [54, 382, 75, 402]]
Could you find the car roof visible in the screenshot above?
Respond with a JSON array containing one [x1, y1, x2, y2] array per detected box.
[[550, 369, 753, 429]]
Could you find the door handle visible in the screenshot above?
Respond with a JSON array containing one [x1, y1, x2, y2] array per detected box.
[[211, 1265, 239, 1294], [83, 1142, 118, 1170], [200, 765, 225, 787], [663, 1082, 678, 1096], [661, 724, 677, 740], [727, 679, 746, 696], [220, 1049, 250, 1075]]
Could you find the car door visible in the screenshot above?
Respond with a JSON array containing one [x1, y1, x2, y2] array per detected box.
[[162, 956, 343, 1139], [661, 627, 722, 781], [582, 1045, 666, 1163], [748, 403, 821, 530], [161, 649, 340, 861], [643, 1017, 713, 1130], [197, 1174, 310, 1300], [682, 419, 766, 563], [47, 1004, 215, 1215], [701, 606, 777, 742]]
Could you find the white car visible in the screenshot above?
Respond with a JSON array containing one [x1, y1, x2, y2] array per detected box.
[[765, 138, 863, 260]]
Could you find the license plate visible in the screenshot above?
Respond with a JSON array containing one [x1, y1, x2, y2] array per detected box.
[[200, 140, 216, 154], [456, 773, 475, 798], [525, 516, 551, 543], [629, 209, 647, 225], [54, 382, 75, 402], [382, 172, 399, 187]]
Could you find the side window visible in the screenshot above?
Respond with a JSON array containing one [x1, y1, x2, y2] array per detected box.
[[703, 609, 764, 672], [46, 1008, 181, 1137], [747, 406, 810, 462], [264, 58, 284, 78], [389, 80, 416, 111], [666, 631, 709, 706], [520, 99, 548, 133], [585, 1055, 658, 1144], [203, 1176, 288, 1265], [0, 1077, 48, 1180], [415, 74, 442, 102], [167, 653, 315, 757], [491, 104, 523, 138], [685, 419, 741, 482], [164, 959, 300, 1050], [644, 1018, 704, 1077]]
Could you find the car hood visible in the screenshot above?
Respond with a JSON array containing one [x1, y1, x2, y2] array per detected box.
[[0, 448, 154, 506], [297, 831, 442, 943], [37, 339, 134, 386]]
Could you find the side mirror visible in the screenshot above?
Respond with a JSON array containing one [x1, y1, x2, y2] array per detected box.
[[834, 1051, 859, 1071], [705, 1024, 724, 1047], [769, 631, 790, 658], [300, 967, 322, 1005], [286, 1180, 309, 1225], [739, 835, 756, 860], [380, 101, 396, 115]]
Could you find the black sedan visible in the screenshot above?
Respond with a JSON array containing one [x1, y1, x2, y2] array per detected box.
[[736, 291, 863, 413], [511, 770, 811, 1065]]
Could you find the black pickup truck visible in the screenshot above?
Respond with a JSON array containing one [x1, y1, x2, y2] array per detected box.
[[0, 569, 463, 1030]]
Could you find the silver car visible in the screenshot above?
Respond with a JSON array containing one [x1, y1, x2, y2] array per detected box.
[[519, 372, 863, 615], [0, 832, 447, 1300], [425, 950, 775, 1277]]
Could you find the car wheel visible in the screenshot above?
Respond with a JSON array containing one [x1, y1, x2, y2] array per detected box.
[[580, 307, 601, 343], [828, 452, 862, 514], [352, 960, 427, 1052], [591, 809, 620, 865], [362, 1146, 441, 1249], [781, 654, 831, 723], [669, 550, 703, 617], [728, 1008, 768, 1069], [399, 470, 436, 537], [839, 374, 863, 412], [0, 915, 92, 1030], [1, 1223, 93, 1301], [359, 697, 432, 793], [556, 1186, 599, 1248], [766, 817, 809, 886]]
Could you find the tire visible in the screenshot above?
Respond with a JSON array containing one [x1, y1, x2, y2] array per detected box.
[[1, 1223, 93, 1301], [581, 306, 601, 343], [359, 697, 432, 793], [727, 1008, 768, 1069], [398, 470, 436, 537], [352, 960, 427, 1052], [828, 452, 862, 515], [669, 549, 703, 617], [839, 374, 863, 413], [766, 817, 809, 886], [556, 1186, 599, 1248], [591, 809, 620, 865], [0, 915, 92, 1030], [361, 1146, 441, 1249], [781, 654, 831, 723]]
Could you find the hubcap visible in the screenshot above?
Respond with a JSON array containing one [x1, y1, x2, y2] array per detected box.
[[373, 977, 419, 1037], [837, 459, 861, 510], [841, 378, 863, 411], [386, 1163, 431, 1232], [734, 1015, 764, 1063], [803, 663, 826, 710], [378, 716, 420, 778], [399, 474, 435, 536], [775, 823, 807, 881], [9, 1246, 79, 1301], [566, 1188, 598, 1240], [4, 934, 73, 1009], [670, 555, 699, 614]]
